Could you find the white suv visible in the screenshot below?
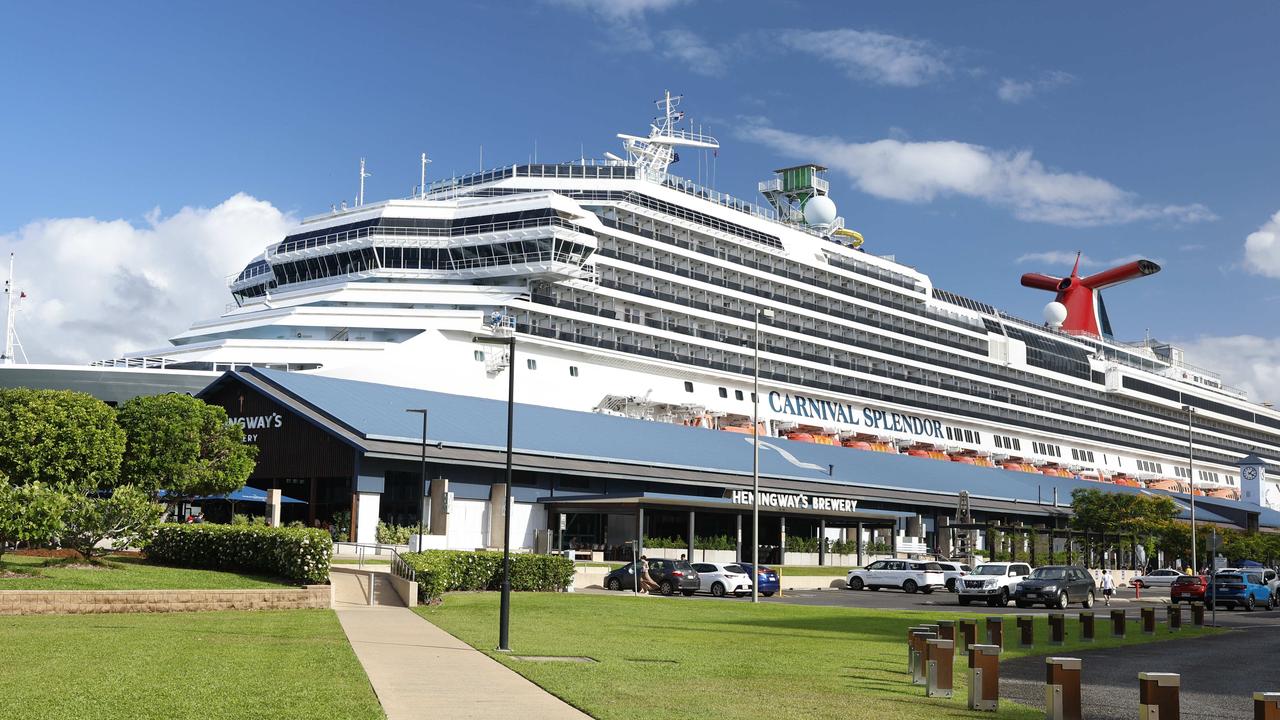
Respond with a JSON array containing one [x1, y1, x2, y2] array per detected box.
[[847, 560, 946, 594], [957, 562, 1032, 607], [935, 561, 972, 592]]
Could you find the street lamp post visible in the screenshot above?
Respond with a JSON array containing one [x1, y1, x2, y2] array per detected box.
[[405, 409, 430, 546], [475, 336, 515, 651], [751, 307, 774, 604], [1183, 405, 1197, 573]]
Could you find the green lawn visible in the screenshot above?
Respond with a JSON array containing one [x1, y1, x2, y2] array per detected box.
[[0, 609, 384, 720], [0, 554, 294, 590], [418, 593, 1220, 720]]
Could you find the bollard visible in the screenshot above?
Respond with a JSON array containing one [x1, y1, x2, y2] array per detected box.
[[1045, 657, 1083, 720], [938, 619, 956, 642], [906, 625, 928, 676], [1079, 611, 1094, 642], [1167, 604, 1182, 632], [1016, 615, 1034, 647], [1191, 602, 1205, 627], [1138, 672, 1180, 718], [1111, 609, 1127, 638], [1254, 692, 1280, 719], [925, 638, 954, 698], [910, 631, 937, 686], [986, 616, 1005, 649], [1141, 607, 1156, 635], [968, 644, 1001, 712], [1049, 613, 1065, 645], [959, 619, 978, 652]]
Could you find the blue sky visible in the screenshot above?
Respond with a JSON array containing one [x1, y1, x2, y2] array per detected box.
[[2, 1, 1279, 396]]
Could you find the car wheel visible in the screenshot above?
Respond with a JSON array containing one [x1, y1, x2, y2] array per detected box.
[[903, 580, 918, 594], [607, 578, 621, 592], [946, 578, 956, 592], [681, 590, 695, 597], [711, 582, 726, 598], [848, 577, 865, 591], [1083, 591, 1095, 609], [762, 592, 774, 597], [998, 588, 1010, 607], [1245, 596, 1256, 612], [921, 587, 934, 595], [958, 596, 971, 606], [660, 580, 675, 596], [1056, 591, 1069, 609]]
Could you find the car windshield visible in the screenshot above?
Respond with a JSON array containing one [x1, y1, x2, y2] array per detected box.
[[974, 565, 1007, 575], [1030, 568, 1067, 580], [724, 564, 746, 574]]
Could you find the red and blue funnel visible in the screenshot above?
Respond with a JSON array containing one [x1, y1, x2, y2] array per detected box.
[[1020, 253, 1160, 337]]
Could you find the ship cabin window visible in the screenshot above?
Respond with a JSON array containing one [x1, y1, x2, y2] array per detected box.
[[718, 387, 728, 398], [474, 350, 484, 361], [750, 392, 757, 403], [527, 359, 537, 370], [735, 389, 744, 401], [963, 430, 974, 443], [569, 366, 579, 377], [684, 381, 694, 393]]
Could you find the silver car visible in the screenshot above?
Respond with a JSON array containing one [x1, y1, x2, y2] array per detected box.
[[1132, 568, 1183, 588]]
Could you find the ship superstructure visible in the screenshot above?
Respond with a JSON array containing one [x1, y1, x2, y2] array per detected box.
[[94, 93, 1280, 502]]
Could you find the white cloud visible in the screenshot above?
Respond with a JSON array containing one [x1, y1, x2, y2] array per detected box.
[[1180, 335, 1280, 406], [0, 194, 292, 364], [739, 122, 1216, 227], [780, 29, 951, 87], [1244, 210, 1280, 278], [547, 0, 685, 20], [997, 70, 1075, 104], [1016, 251, 1150, 269], [659, 28, 726, 77]]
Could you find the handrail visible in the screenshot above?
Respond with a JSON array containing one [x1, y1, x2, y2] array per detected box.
[[333, 541, 417, 583]]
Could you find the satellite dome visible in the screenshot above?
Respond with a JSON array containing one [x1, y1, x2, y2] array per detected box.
[[803, 195, 837, 226], [1043, 301, 1068, 328]]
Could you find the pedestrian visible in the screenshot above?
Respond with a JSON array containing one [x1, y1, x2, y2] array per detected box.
[[637, 555, 659, 594], [1100, 569, 1115, 607], [679, 553, 686, 561]]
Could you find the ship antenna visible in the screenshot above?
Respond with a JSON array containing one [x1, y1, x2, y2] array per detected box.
[[419, 152, 431, 199], [616, 90, 717, 180], [358, 158, 372, 207], [2, 254, 27, 365]]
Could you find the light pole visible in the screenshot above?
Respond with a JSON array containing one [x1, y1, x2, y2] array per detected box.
[[475, 335, 515, 651], [751, 306, 775, 604], [405, 409, 429, 546], [1183, 405, 1197, 573]]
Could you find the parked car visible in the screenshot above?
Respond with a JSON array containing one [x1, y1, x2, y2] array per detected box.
[[690, 562, 753, 597], [1169, 574, 1210, 604], [1132, 568, 1183, 588], [1207, 571, 1274, 611], [957, 562, 1032, 607], [1013, 566, 1096, 609], [736, 563, 779, 597], [603, 558, 700, 596], [846, 559, 946, 594], [934, 561, 972, 592]]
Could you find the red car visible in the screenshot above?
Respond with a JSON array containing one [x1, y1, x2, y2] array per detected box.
[[1170, 574, 1210, 603]]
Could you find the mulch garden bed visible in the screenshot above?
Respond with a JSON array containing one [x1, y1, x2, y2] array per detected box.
[[10, 549, 84, 559]]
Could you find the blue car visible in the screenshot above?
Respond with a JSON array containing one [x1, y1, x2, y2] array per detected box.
[[1207, 571, 1274, 611], [736, 563, 779, 597]]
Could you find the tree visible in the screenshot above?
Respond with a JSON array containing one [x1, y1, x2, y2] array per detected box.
[[0, 480, 68, 551], [0, 388, 125, 491], [1070, 488, 1179, 536], [60, 486, 162, 559], [116, 394, 258, 499]]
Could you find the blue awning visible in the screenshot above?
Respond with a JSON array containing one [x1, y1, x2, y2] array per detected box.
[[164, 486, 307, 504]]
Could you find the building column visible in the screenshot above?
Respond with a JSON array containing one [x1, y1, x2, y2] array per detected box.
[[735, 514, 743, 562], [687, 510, 696, 562], [856, 522, 864, 566], [353, 469, 385, 545], [428, 477, 449, 536], [779, 515, 787, 566], [818, 518, 827, 566], [637, 507, 645, 558]]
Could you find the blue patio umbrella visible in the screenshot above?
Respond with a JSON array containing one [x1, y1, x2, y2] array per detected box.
[[190, 486, 307, 504]]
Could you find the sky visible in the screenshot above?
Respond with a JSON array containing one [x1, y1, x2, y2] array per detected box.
[[1, 1, 1279, 400]]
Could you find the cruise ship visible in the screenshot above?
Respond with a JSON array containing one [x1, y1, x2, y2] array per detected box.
[[85, 93, 1280, 504]]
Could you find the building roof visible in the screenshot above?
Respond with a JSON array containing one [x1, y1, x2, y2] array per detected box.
[[203, 368, 1280, 529]]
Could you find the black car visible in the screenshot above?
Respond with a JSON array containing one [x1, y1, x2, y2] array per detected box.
[[604, 558, 700, 596], [1013, 566, 1096, 608]]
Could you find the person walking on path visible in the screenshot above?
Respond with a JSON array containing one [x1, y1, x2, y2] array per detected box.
[[1101, 569, 1115, 607], [638, 556, 660, 594]]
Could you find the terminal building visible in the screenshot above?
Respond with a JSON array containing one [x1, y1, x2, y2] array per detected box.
[[198, 368, 1280, 563]]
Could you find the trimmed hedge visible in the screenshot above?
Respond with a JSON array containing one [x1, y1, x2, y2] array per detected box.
[[146, 523, 331, 585], [401, 550, 575, 602]]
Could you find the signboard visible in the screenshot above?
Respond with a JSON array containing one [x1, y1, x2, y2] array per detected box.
[[729, 489, 858, 513], [767, 391, 945, 440]]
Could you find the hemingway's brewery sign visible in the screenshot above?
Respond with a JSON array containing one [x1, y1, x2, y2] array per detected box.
[[227, 412, 283, 443], [730, 490, 858, 513], [768, 391, 945, 439]]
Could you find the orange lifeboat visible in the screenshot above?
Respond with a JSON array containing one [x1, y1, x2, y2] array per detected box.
[[844, 440, 873, 450], [785, 433, 815, 443], [813, 435, 836, 446], [721, 425, 754, 434], [907, 449, 931, 458], [950, 455, 976, 464]]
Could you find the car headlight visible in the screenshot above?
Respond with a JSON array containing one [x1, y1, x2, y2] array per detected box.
[[984, 579, 996, 587], [1040, 585, 1058, 593]]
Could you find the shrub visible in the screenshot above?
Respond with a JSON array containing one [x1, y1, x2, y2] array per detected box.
[[401, 550, 575, 602], [694, 535, 734, 551], [644, 536, 685, 549], [375, 522, 414, 545], [146, 523, 331, 584], [61, 485, 162, 558], [230, 514, 266, 527], [785, 536, 820, 553]]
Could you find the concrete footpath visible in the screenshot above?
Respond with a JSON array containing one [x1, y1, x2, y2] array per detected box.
[[332, 573, 590, 720]]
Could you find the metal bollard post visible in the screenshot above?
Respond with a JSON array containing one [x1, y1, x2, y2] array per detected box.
[[1049, 613, 1065, 645], [986, 616, 1005, 649], [1111, 609, 1127, 638], [959, 619, 978, 653], [368, 572, 376, 606], [906, 625, 928, 676], [1045, 657, 1083, 720], [1141, 607, 1156, 635], [1191, 602, 1205, 627], [1138, 672, 1180, 718], [911, 631, 937, 686], [1167, 604, 1182, 632], [1254, 692, 1280, 719], [1016, 615, 1034, 647], [968, 644, 1001, 712], [925, 638, 954, 698], [1079, 611, 1094, 642], [937, 619, 955, 642]]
